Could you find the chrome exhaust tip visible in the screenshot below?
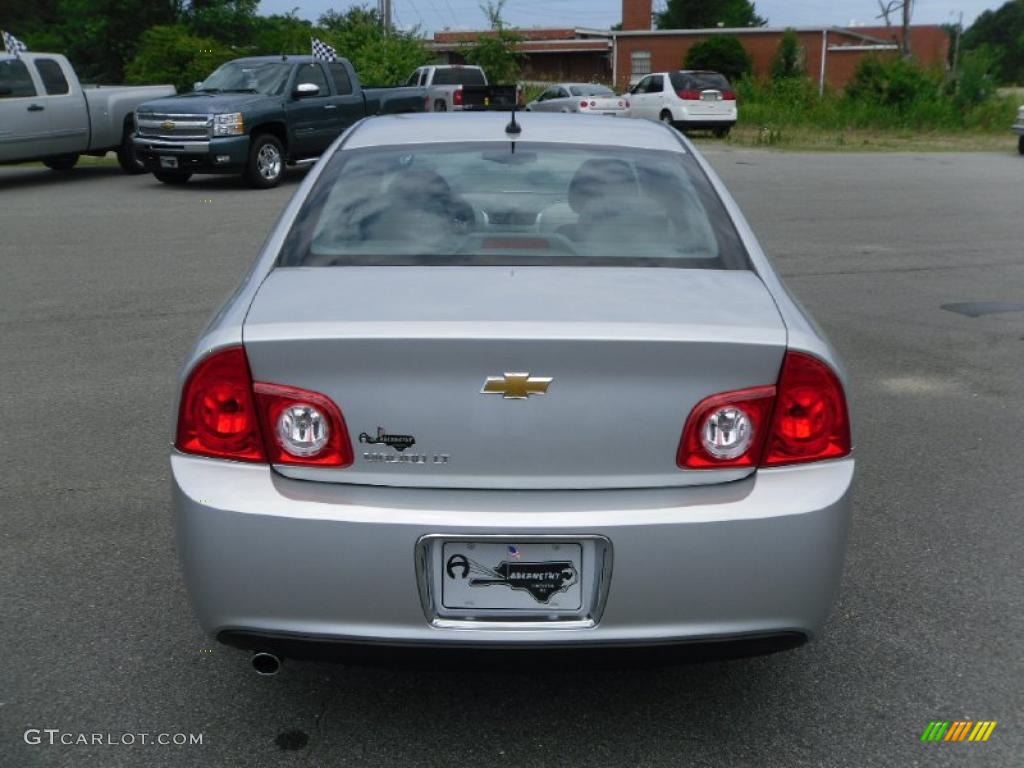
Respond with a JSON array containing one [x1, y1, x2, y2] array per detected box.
[[251, 652, 281, 676]]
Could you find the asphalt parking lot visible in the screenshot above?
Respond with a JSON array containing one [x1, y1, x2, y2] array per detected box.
[[2, 147, 1022, 768]]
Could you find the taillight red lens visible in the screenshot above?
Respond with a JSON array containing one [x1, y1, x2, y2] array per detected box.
[[254, 383, 353, 467], [763, 352, 851, 466], [677, 352, 851, 470], [453, 88, 463, 105], [677, 386, 776, 469], [176, 346, 354, 467], [722, 90, 736, 100], [579, 100, 589, 108], [176, 347, 265, 462], [678, 89, 701, 100]]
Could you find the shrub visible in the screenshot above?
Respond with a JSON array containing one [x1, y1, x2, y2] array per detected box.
[[683, 36, 752, 82], [771, 28, 804, 80], [845, 56, 942, 108]]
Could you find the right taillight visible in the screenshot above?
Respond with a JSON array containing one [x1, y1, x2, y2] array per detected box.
[[453, 88, 463, 106], [722, 90, 736, 100], [579, 100, 589, 108], [762, 351, 851, 466], [677, 351, 851, 470]]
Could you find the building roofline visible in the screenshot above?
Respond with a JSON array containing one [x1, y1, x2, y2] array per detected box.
[[610, 26, 893, 44]]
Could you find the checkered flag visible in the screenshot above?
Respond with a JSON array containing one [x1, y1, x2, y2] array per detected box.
[[2, 30, 29, 57], [311, 37, 337, 62]]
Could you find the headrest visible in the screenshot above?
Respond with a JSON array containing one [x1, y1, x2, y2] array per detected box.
[[568, 159, 639, 214]]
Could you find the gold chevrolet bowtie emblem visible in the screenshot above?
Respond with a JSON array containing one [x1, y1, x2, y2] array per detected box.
[[481, 372, 552, 400], [161, 120, 176, 131]]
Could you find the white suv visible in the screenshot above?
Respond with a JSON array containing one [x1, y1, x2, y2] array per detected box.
[[627, 70, 737, 136]]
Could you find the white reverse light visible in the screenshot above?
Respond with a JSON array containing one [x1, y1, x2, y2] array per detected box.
[[701, 406, 754, 460], [276, 404, 329, 457]]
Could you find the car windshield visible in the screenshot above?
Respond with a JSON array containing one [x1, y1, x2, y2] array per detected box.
[[279, 142, 748, 269], [198, 62, 291, 94], [432, 68, 486, 85], [570, 85, 614, 97]]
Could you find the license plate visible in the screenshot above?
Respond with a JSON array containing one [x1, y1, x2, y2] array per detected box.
[[701, 92, 720, 101], [159, 156, 178, 169], [441, 541, 583, 612]]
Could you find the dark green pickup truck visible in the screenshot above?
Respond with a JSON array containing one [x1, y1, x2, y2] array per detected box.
[[133, 55, 426, 188]]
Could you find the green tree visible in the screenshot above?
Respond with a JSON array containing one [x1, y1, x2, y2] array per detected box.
[[463, 0, 523, 83], [316, 6, 431, 85], [657, 0, 766, 30], [683, 36, 752, 81], [124, 24, 233, 91], [771, 28, 803, 79], [54, 0, 180, 83], [961, 0, 1024, 84]]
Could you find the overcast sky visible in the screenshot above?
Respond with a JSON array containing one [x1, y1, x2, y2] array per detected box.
[[258, 0, 1000, 34]]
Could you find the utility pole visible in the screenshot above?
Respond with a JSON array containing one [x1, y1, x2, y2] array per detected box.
[[951, 11, 963, 75], [378, 0, 392, 31]]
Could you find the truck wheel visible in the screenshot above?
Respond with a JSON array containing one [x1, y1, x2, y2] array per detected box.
[[434, 100, 447, 112], [1019, 135, 1024, 156], [244, 134, 285, 189], [117, 139, 146, 174], [43, 154, 79, 171], [153, 170, 192, 185]]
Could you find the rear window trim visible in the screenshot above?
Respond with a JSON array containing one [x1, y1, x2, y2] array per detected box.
[[277, 141, 751, 272]]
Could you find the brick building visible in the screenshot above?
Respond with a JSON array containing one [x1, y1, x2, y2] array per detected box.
[[612, 0, 950, 91], [427, 0, 950, 91]]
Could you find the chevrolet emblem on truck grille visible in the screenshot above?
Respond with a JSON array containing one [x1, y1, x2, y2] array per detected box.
[[481, 372, 552, 400], [161, 120, 176, 131]]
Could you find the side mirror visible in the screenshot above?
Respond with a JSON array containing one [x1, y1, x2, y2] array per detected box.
[[193, 81, 203, 91], [293, 82, 320, 98]]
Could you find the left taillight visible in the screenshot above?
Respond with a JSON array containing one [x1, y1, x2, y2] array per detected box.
[[176, 347, 265, 462], [677, 351, 851, 470], [175, 346, 353, 467]]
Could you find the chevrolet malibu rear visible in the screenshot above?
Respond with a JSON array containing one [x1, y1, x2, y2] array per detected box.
[[171, 112, 853, 666]]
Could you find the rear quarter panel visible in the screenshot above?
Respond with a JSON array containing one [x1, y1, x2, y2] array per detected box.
[[83, 84, 176, 149]]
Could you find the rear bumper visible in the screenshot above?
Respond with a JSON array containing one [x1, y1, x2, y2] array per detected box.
[[1012, 121, 1024, 136], [134, 135, 249, 174], [172, 453, 854, 651]]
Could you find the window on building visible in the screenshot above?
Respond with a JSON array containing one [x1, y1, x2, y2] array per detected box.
[[630, 50, 652, 78]]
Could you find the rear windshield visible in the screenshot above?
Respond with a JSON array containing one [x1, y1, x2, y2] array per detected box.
[[670, 72, 732, 91], [432, 67, 486, 86], [279, 142, 748, 270], [570, 85, 614, 97]]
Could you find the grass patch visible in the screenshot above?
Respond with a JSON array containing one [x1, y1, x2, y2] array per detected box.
[[693, 126, 1019, 152]]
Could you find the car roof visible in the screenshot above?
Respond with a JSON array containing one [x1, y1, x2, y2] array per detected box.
[[344, 112, 687, 152], [230, 55, 321, 65]]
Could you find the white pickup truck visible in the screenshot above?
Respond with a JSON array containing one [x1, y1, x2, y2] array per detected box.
[[0, 53, 175, 172], [406, 64, 488, 112]]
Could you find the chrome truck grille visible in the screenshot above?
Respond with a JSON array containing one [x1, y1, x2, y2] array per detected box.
[[136, 113, 211, 141]]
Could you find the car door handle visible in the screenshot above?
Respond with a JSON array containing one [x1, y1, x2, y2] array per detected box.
[[324, 105, 337, 110], [27, 104, 45, 112]]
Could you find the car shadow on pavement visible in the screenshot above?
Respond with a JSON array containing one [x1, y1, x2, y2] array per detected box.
[[142, 167, 310, 191], [0, 165, 125, 191]]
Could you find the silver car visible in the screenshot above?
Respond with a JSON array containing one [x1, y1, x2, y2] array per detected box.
[[526, 83, 628, 116], [172, 112, 854, 672]]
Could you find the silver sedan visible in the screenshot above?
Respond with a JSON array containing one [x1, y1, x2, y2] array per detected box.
[[526, 82, 629, 116], [171, 112, 854, 672]]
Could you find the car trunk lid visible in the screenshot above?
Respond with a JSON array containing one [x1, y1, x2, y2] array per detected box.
[[243, 266, 786, 489]]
